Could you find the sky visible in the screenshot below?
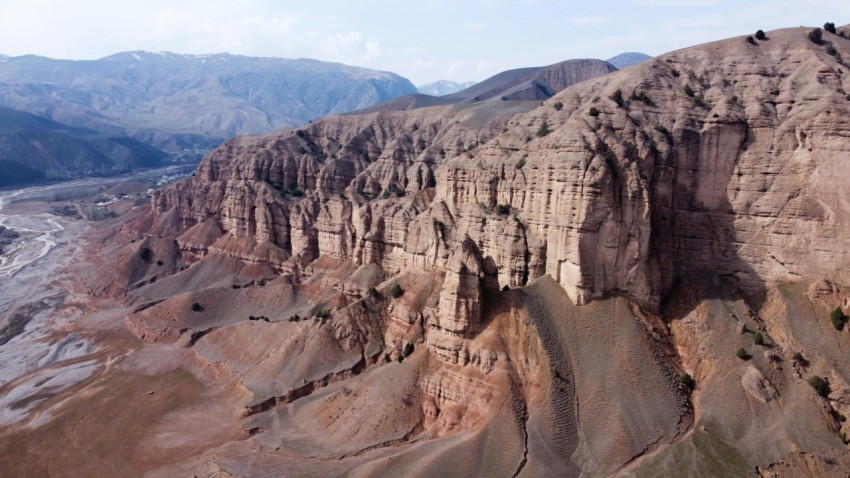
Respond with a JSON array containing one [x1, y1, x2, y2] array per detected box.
[[0, 0, 848, 85]]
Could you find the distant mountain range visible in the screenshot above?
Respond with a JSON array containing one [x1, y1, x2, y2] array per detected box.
[[0, 52, 418, 152], [417, 80, 477, 96], [606, 52, 652, 69], [0, 105, 167, 187], [0, 50, 649, 187]]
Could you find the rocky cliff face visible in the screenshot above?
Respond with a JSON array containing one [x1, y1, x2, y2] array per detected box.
[[142, 27, 850, 313], [102, 27, 850, 476]]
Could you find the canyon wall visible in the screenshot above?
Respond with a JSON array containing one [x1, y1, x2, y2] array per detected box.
[[99, 27, 850, 476], [140, 27, 850, 315]]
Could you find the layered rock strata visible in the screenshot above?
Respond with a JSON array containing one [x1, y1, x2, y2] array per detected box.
[[138, 28, 850, 316], [100, 27, 850, 476]]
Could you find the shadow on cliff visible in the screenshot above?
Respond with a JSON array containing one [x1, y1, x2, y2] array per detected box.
[[654, 124, 767, 321], [577, 122, 767, 320]]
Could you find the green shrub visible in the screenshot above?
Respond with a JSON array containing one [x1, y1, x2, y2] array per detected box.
[[515, 158, 527, 169], [397, 355, 405, 363], [654, 124, 671, 138], [536, 120, 551, 137], [249, 315, 270, 322], [630, 90, 654, 106], [754, 333, 764, 346], [382, 190, 391, 199], [831, 307, 847, 330], [553, 101, 563, 111], [368, 287, 380, 298], [755, 30, 766, 40], [684, 85, 695, 97], [827, 45, 838, 56], [191, 302, 203, 312], [140, 247, 153, 263], [808, 375, 830, 397], [391, 284, 405, 299], [496, 204, 511, 215], [825, 22, 837, 35], [231, 284, 241, 289], [809, 28, 824, 45], [680, 373, 695, 390], [315, 309, 331, 319], [746, 35, 756, 45], [736, 347, 748, 360], [588, 107, 600, 117], [288, 314, 301, 322], [403, 342, 415, 357], [793, 351, 807, 365]]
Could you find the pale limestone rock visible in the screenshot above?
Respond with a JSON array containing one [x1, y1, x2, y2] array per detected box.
[[742, 366, 779, 403], [436, 237, 485, 335]]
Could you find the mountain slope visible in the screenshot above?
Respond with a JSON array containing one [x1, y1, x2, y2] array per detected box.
[[36, 26, 850, 476], [357, 58, 617, 114], [0, 52, 418, 151], [0, 106, 168, 186], [444, 58, 617, 103]]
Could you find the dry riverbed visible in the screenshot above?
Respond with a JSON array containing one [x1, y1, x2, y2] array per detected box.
[[0, 173, 244, 476]]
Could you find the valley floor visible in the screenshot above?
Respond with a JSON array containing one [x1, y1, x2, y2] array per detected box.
[[0, 176, 244, 477]]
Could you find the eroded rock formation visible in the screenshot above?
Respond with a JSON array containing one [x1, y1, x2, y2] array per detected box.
[[131, 28, 850, 313], [86, 26, 850, 477]]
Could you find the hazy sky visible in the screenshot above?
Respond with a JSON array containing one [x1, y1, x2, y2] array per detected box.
[[0, 0, 848, 84]]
